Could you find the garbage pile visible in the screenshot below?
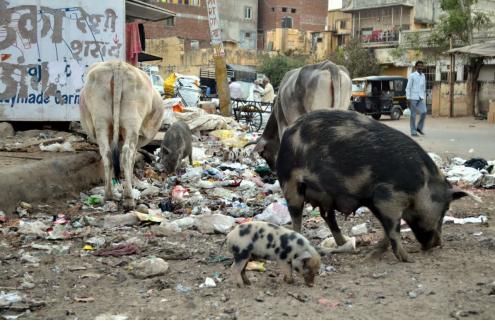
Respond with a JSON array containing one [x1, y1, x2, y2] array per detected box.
[[428, 153, 495, 189]]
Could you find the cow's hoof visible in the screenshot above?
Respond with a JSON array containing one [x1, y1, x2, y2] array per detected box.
[[122, 199, 136, 210]]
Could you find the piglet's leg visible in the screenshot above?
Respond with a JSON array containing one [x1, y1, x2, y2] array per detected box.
[[231, 260, 249, 287], [280, 261, 294, 284]]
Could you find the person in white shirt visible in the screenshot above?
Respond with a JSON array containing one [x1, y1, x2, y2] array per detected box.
[[405, 61, 427, 137], [252, 79, 264, 102], [229, 77, 244, 100], [261, 77, 275, 104]]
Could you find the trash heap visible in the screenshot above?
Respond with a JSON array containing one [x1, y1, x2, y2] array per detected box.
[[428, 153, 495, 189]]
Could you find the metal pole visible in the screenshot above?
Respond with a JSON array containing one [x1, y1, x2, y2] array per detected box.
[[449, 37, 454, 118], [206, 0, 231, 116]]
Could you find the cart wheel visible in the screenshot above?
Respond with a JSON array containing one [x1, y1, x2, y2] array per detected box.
[[372, 113, 382, 120], [390, 106, 402, 120], [239, 105, 263, 132]]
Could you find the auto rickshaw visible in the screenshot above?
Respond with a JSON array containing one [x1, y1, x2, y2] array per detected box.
[[349, 76, 408, 120]]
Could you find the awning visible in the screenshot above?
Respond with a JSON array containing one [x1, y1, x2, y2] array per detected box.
[[138, 52, 163, 62], [446, 40, 495, 57], [126, 0, 175, 22]]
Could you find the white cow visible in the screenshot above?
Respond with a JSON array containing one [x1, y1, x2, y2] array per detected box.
[[80, 61, 165, 209], [254, 60, 352, 170]]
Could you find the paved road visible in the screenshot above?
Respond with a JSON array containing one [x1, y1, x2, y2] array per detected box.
[[383, 116, 495, 160], [257, 114, 495, 160]]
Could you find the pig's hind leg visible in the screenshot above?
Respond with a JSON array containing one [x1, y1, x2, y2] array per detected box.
[[321, 208, 347, 246]]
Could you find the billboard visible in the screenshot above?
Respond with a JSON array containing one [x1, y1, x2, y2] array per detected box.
[[0, 0, 125, 121]]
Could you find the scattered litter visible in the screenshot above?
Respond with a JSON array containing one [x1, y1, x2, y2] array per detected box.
[[85, 195, 103, 206], [443, 215, 488, 225], [103, 212, 140, 228], [175, 284, 191, 294], [428, 152, 444, 168], [85, 236, 106, 248], [135, 211, 167, 224], [194, 214, 236, 234], [171, 185, 189, 200], [150, 221, 181, 236], [18, 221, 48, 237], [350, 222, 372, 236], [173, 217, 196, 229], [446, 166, 483, 185], [246, 261, 265, 272], [140, 186, 161, 198], [39, 141, 74, 152], [254, 200, 291, 225], [199, 277, 216, 288], [320, 236, 357, 254]]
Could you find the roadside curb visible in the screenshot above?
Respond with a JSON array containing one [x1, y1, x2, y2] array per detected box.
[[0, 152, 102, 214]]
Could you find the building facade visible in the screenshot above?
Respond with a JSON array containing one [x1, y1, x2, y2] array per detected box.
[[258, 0, 328, 50], [145, 0, 258, 50]]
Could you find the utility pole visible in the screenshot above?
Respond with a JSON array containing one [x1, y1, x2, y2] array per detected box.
[[449, 37, 455, 117], [206, 0, 231, 116]]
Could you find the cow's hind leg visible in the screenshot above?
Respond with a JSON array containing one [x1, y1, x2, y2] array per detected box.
[[121, 130, 139, 210], [96, 130, 114, 201]]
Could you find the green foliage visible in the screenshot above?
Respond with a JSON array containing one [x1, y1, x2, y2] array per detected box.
[[429, 0, 491, 51], [328, 38, 380, 78], [257, 54, 308, 88]]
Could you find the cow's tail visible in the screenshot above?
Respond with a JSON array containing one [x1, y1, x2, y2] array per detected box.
[[112, 62, 123, 180]]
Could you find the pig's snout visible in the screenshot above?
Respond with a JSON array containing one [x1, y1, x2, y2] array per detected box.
[[303, 273, 316, 287]]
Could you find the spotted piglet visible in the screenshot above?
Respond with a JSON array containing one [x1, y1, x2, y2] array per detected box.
[[226, 221, 321, 287]]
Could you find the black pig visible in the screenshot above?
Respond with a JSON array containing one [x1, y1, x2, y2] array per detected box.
[[277, 110, 470, 262]]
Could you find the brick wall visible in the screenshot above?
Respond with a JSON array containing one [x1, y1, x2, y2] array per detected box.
[[144, 1, 211, 48], [258, 0, 327, 49], [258, 0, 327, 32]]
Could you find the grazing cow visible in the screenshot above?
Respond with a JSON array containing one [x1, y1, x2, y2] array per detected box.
[[80, 61, 165, 209], [254, 60, 352, 170]]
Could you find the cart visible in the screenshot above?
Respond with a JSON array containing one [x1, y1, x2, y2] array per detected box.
[[230, 99, 273, 132]]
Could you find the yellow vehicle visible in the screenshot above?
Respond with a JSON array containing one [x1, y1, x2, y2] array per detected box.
[[349, 76, 408, 120]]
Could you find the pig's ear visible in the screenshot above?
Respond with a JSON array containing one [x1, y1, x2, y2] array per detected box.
[[253, 138, 266, 153], [451, 186, 483, 203], [162, 147, 171, 155]]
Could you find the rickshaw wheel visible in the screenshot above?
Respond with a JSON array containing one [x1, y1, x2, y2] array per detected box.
[[390, 106, 402, 120], [238, 104, 263, 132], [372, 113, 382, 120]]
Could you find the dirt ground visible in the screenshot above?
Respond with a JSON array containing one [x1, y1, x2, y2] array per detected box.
[[1, 120, 494, 320], [1, 187, 494, 320]]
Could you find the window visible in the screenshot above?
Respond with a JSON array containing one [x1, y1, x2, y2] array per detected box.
[[291, 8, 296, 13], [272, 7, 275, 12], [244, 6, 252, 20], [190, 40, 199, 50], [245, 32, 251, 38], [282, 7, 287, 12], [339, 20, 346, 29], [165, 16, 175, 26], [337, 34, 345, 46], [281, 16, 292, 28]]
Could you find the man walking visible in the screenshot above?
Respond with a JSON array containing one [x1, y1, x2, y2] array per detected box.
[[406, 61, 427, 137]]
